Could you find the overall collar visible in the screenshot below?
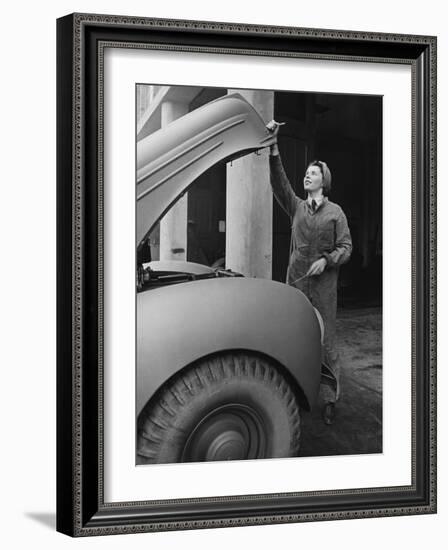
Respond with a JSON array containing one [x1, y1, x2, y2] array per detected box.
[[307, 195, 326, 212]]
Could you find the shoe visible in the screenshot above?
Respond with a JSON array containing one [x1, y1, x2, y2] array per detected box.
[[322, 403, 336, 425]]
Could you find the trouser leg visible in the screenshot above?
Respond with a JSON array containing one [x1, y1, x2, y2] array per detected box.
[[320, 348, 341, 404]]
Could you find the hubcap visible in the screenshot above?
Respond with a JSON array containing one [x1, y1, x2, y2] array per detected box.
[[182, 404, 266, 462]]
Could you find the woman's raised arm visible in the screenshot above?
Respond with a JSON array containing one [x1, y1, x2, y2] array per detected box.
[[266, 120, 300, 218]]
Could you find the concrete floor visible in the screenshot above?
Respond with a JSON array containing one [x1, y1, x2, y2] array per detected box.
[[300, 307, 382, 457]]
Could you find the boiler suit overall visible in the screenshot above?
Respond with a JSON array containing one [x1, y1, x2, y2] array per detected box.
[[269, 154, 352, 403]]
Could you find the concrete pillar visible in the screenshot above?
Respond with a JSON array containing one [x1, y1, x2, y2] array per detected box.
[[159, 101, 189, 261], [136, 85, 151, 124], [226, 90, 274, 279]]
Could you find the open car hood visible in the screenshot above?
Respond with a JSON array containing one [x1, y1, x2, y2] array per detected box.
[[136, 93, 276, 248]]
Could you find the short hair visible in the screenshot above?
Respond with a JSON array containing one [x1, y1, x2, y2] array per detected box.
[[308, 160, 332, 196]]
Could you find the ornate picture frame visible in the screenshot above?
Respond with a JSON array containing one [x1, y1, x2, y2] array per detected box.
[[56, 13, 436, 536]]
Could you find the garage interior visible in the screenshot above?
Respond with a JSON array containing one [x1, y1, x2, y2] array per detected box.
[[138, 85, 383, 457]]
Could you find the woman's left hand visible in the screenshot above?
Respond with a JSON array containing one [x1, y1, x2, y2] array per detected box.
[[307, 258, 327, 276]]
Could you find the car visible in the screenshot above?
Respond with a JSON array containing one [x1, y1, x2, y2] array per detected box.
[[136, 93, 324, 464]]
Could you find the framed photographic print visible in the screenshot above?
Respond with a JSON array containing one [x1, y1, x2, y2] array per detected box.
[[56, 13, 437, 536]]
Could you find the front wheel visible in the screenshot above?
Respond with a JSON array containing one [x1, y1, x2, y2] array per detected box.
[[137, 353, 301, 464]]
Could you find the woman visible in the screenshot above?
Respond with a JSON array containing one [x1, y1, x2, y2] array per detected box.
[[266, 120, 352, 425]]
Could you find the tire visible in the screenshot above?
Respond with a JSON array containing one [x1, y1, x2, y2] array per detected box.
[[137, 353, 301, 464]]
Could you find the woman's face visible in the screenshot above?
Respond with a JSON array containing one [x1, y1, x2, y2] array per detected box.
[[303, 165, 323, 193]]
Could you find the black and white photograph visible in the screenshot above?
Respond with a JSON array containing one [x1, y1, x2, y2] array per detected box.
[[53, 7, 436, 539], [1, 0, 443, 546], [135, 85, 383, 465]]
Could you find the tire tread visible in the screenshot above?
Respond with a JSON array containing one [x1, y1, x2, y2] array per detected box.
[[137, 353, 301, 464]]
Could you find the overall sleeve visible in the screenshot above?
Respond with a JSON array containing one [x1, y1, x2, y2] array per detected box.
[[322, 209, 352, 268], [269, 154, 300, 218]]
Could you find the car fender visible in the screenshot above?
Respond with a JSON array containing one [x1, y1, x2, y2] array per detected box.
[[144, 260, 216, 275], [137, 277, 321, 416]]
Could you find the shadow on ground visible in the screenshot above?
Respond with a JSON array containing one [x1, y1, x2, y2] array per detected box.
[[25, 512, 56, 530], [300, 307, 382, 457]]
